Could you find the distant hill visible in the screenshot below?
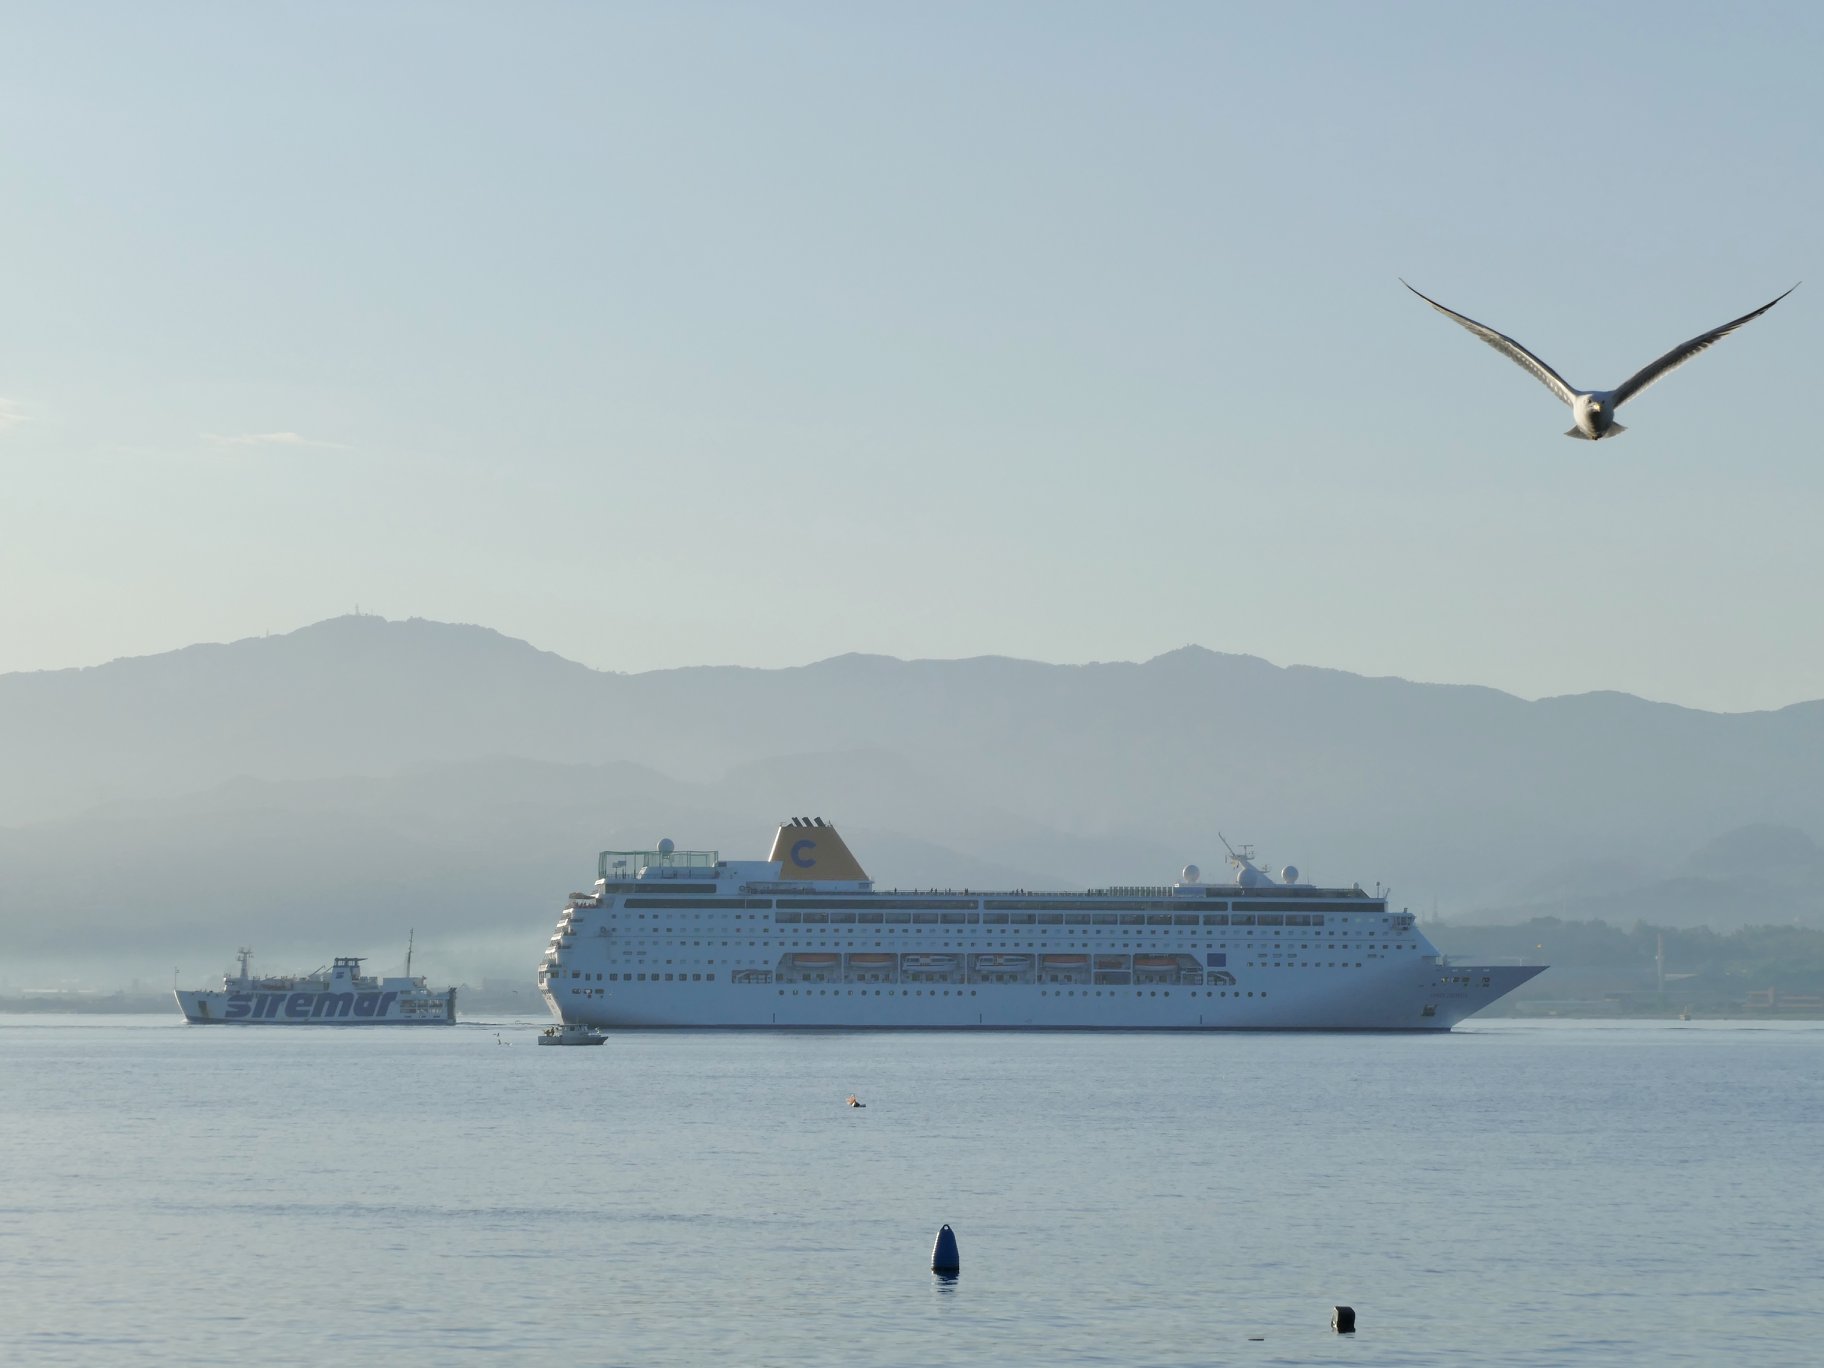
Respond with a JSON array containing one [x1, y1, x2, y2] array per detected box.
[[1459, 823, 1824, 931], [3, 615, 1820, 984]]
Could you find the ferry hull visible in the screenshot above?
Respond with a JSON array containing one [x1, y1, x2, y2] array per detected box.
[[175, 988, 457, 1024]]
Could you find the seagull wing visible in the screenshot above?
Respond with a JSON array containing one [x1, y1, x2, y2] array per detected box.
[[1403, 280, 1578, 408], [1611, 285, 1798, 408]]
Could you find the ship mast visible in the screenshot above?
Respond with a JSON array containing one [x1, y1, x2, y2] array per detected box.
[[406, 929, 415, 979]]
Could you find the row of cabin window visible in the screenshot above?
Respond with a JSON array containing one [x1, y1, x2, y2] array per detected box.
[[769, 910, 1347, 927], [612, 901, 1378, 922], [618, 896, 1375, 912], [548, 971, 718, 982], [548, 964, 1356, 985], [769, 988, 1270, 1000]]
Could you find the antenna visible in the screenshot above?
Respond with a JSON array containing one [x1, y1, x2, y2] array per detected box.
[[405, 929, 414, 979]]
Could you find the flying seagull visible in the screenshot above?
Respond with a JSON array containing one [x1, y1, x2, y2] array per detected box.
[[1402, 280, 1796, 439]]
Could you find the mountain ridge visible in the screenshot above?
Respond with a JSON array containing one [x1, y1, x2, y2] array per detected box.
[[4, 614, 1820, 984]]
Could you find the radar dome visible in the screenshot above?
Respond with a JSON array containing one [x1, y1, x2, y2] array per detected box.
[[1280, 865, 1299, 884], [1181, 864, 1202, 884], [657, 837, 675, 855]]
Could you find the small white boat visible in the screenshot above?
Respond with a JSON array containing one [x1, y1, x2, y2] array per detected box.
[[538, 1023, 607, 1046]]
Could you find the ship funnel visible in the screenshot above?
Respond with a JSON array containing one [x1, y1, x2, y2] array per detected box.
[[768, 820, 870, 881]]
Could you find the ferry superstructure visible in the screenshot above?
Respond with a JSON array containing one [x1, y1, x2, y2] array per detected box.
[[175, 948, 457, 1024], [538, 820, 1544, 1031]]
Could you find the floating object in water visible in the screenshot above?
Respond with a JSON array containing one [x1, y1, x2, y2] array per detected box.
[[846, 1094, 864, 1108], [1332, 1306, 1356, 1333], [930, 1223, 959, 1273]]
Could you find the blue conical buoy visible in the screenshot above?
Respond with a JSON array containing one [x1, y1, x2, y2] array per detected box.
[[930, 1223, 959, 1273]]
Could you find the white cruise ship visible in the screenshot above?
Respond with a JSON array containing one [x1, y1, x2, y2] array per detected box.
[[176, 948, 457, 1025], [538, 820, 1544, 1031]]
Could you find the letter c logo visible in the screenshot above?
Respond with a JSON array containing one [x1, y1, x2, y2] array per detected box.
[[790, 839, 816, 868]]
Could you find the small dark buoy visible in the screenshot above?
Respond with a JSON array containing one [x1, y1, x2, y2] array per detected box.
[[1331, 1306, 1356, 1334], [930, 1223, 959, 1273]]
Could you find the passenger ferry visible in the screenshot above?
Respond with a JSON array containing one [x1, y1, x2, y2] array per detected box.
[[537, 821, 1544, 1030], [176, 947, 457, 1024]]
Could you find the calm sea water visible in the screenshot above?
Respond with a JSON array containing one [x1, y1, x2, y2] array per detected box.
[[3, 1015, 1820, 1367]]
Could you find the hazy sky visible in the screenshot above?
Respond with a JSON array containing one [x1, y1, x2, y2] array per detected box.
[[5, 2, 1820, 711]]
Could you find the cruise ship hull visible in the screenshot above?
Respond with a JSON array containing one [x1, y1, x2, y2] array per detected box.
[[552, 963, 1545, 1032]]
